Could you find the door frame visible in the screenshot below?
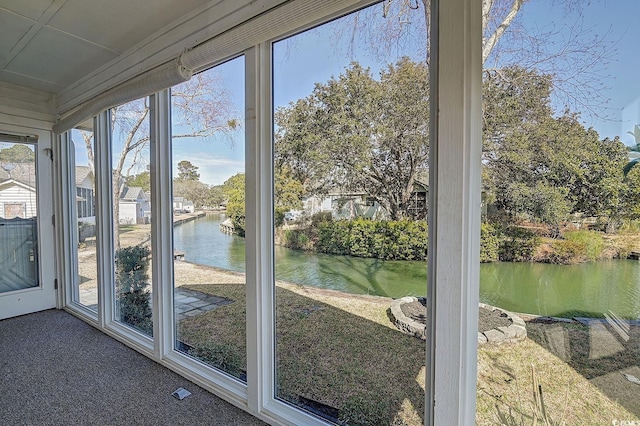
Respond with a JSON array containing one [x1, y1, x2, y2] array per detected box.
[[0, 124, 56, 320]]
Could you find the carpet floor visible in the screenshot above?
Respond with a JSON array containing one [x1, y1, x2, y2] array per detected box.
[[0, 309, 267, 426]]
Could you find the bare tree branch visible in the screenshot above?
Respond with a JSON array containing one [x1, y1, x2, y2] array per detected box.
[[483, 0, 525, 64]]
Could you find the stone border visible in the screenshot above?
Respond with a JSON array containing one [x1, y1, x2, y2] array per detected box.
[[478, 303, 527, 345], [389, 296, 428, 340], [389, 297, 527, 344]]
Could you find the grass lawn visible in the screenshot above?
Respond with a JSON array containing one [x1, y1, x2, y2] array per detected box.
[[177, 281, 639, 425]]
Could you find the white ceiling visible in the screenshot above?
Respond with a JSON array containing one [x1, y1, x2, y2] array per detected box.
[[0, 0, 213, 95]]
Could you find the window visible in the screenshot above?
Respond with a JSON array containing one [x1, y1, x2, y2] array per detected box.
[[171, 57, 247, 381], [272, 3, 429, 423], [57, 0, 493, 424], [70, 125, 98, 310], [110, 97, 153, 337], [477, 1, 640, 424]]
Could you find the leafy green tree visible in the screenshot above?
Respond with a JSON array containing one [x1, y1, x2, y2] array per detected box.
[[125, 171, 150, 192], [275, 166, 304, 211], [206, 185, 225, 208], [173, 179, 209, 208], [484, 67, 629, 228], [0, 144, 35, 163], [222, 173, 245, 235], [275, 58, 429, 220], [176, 160, 200, 181]]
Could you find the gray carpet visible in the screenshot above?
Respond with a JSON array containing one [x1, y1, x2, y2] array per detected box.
[[0, 309, 267, 426]]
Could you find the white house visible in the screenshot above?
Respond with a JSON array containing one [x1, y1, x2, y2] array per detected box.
[[173, 196, 195, 213], [119, 186, 149, 225], [0, 163, 37, 219]]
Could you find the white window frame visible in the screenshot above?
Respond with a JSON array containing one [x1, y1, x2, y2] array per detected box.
[[56, 0, 483, 424]]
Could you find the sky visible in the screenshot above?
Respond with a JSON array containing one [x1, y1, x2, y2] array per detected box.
[[76, 0, 640, 187]]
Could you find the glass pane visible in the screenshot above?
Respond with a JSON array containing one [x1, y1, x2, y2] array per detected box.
[[171, 57, 246, 381], [0, 140, 38, 293], [478, 2, 640, 424], [71, 126, 98, 310], [110, 98, 153, 336], [273, 4, 429, 424]]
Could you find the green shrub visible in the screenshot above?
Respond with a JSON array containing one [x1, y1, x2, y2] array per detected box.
[[115, 245, 152, 334], [316, 221, 351, 255], [314, 219, 427, 260], [550, 230, 604, 264], [283, 229, 312, 250], [480, 223, 499, 262], [311, 211, 333, 227], [499, 226, 538, 262], [274, 208, 286, 228]]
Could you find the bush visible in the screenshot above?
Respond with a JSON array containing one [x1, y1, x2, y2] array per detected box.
[[316, 220, 351, 255], [315, 219, 427, 260], [499, 226, 538, 262], [549, 230, 604, 264], [480, 223, 499, 262], [115, 245, 152, 334], [283, 229, 312, 250]]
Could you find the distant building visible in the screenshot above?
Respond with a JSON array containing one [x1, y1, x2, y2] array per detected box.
[[173, 196, 195, 214], [119, 186, 150, 224], [0, 162, 37, 218], [302, 178, 429, 221], [75, 165, 95, 224]]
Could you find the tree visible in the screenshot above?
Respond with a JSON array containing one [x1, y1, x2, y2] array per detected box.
[[222, 173, 245, 235], [125, 171, 150, 192], [173, 179, 210, 209], [275, 58, 429, 220], [205, 185, 225, 209], [0, 144, 35, 163], [176, 160, 200, 181], [81, 71, 240, 249], [483, 67, 629, 229]]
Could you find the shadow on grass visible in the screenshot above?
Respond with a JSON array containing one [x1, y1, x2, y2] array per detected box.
[[525, 313, 640, 418], [177, 283, 426, 425]]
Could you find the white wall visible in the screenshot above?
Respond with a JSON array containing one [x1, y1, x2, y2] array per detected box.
[[0, 183, 37, 218]]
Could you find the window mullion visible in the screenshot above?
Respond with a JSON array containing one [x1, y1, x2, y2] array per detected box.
[[427, 0, 482, 424], [94, 110, 115, 329], [244, 42, 275, 415], [150, 90, 174, 359]]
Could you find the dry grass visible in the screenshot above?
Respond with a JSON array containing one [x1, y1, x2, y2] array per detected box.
[[173, 264, 639, 425]]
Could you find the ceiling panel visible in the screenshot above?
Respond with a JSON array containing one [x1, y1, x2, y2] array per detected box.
[[0, 70, 65, 94], [6, 27, 118, 87], [0, 0, 54, 21], [47, 0, 212, 53], [0, 10, 35, 63]]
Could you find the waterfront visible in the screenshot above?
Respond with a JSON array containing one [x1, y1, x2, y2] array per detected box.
[[173, 213, 640, 318]]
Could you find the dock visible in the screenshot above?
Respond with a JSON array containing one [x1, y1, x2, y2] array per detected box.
[[219, 218, 235, 234], [173, 211, 205, 226]]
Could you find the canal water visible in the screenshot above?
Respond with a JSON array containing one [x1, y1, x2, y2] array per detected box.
[[173, 213, 640, 318]]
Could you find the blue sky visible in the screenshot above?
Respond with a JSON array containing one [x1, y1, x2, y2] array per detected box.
[[518, 0, 640, 144], [77, 1, 640, 186]]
